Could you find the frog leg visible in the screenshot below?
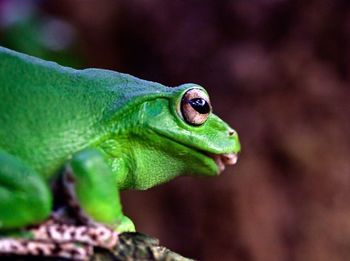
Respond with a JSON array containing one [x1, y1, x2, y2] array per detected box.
[[64, 148, 135, 232], [0, 150, 52, 231]]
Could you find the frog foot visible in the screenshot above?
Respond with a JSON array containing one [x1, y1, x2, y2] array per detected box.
[[115, 215, 136, 232], [62, 170, 136, 233]]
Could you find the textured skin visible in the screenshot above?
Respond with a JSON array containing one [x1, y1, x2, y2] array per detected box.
[[0, 46, 240, 233]]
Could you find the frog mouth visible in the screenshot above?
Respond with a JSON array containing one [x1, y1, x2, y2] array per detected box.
[[207, 153, 238, 172], [148, 129, 239, 173]]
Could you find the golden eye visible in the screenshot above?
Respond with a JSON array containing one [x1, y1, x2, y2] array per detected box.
[[180, 88, 211, 126]]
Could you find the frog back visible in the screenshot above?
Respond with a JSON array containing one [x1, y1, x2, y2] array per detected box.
[[0, 47, 171, 178]]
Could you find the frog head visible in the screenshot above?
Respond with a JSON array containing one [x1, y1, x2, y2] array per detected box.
[[128, 84, 240, 189]]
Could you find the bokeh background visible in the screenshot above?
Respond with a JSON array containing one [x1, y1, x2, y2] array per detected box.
[[1, 0, 349, 260]]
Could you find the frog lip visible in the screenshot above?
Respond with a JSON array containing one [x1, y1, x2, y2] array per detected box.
[[207, 153, 238, 172]]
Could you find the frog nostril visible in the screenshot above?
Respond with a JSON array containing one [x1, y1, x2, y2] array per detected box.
[[228, 130, 235, 136]]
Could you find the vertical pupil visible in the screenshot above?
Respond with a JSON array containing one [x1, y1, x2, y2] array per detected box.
[[189, 98, 210, 114]]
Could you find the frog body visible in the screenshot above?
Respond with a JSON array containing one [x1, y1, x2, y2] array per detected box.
[[0, 46, 240, 232]]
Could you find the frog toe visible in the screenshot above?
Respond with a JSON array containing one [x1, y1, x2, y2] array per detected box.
[[115, 216, 136, 233]]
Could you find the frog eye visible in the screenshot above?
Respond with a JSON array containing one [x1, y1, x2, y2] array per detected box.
[[180, 88, 211, 126]]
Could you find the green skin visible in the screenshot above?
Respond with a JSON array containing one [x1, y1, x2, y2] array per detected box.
[[0, 46, 240, 233]]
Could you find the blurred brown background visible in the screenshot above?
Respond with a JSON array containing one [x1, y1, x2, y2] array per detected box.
[[1, 0, 350, 260]]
